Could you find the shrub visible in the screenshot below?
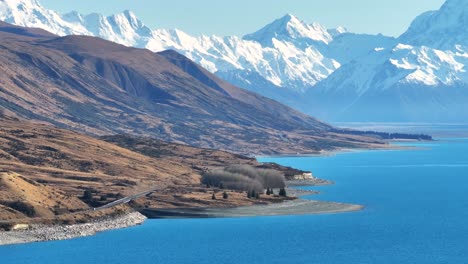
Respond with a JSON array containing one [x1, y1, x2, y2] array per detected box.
[[223, 192, 229, 199], [3, 201, 36, 217], [82, 189, 93, 200]]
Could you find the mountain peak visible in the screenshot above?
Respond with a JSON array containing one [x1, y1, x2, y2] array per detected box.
[[277, 13, 300, 24], [0, 0, 77, 34], [243, 14, 332, 45], [122, 9, 135, 16], [399, 0, 468, 49], [328, 26, 348, 37], [442, 0, 468, 9]]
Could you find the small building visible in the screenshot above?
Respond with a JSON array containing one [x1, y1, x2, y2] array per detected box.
[[293, 172, 314, 180], [12, 224, 29, 231]]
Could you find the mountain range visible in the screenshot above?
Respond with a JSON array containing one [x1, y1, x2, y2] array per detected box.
[[2, 0, 466, 123], [0, 19, 391, 155]]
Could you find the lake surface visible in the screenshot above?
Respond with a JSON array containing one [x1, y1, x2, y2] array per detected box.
[[2, 138, 467, 264]]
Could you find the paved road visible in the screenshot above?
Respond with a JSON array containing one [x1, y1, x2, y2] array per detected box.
[[95, 188, 160, 210]]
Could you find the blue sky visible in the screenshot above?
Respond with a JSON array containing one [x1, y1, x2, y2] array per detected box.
[[40, 0, 446, 37]]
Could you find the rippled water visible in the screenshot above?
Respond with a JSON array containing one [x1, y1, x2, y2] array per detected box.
[[2, 138, 467, 264]]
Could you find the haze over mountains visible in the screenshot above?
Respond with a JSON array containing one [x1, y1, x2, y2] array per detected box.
[[1, 0, 466, 123]]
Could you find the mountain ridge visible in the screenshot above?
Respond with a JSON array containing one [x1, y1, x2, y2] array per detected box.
[[1, 0, 466, 122], [0, 21, 389, 155], [0, 0, 392, 94]]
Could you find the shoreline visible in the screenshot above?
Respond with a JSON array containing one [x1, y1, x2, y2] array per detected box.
[[256, 143, 419, 159], [141, 181, 362, 219], [0, 179, 362, 246], [141, 199, 363, 219], [0, 212, 146, 246], [0, 174, 357, 247]]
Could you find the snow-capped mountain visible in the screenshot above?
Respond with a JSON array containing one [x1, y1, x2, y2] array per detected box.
[[399, 0, 468, 50], [0, 0, 392, 94], [147, 15, 344, 93], [1, 0, 466, 122], [305, 0, 468, 122], [0, 0, 153, 47], [243, 14, 334, 46]]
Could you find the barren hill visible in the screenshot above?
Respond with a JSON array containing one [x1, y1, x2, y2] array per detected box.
[[0, 117, 303, 224], [0, 21, 386, 155]]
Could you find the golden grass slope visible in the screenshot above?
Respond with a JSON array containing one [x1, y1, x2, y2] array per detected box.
[[0, 117, 202, 222], [0, 172, 88, 219]]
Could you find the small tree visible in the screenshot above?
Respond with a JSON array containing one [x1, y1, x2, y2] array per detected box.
[[212, 193, 216, 200], [250, 190, 258, 199], [279, 188, 287, 197], [223, 192, 229, 199], [266, 188, 271, 195], [83, 189, 93, 200], [247, 191, 252, 199]]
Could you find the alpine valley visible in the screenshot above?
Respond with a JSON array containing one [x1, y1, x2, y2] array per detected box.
[[1, 0, 466, 122]]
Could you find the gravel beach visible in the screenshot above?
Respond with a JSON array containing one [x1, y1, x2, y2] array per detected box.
[[0, 212, 147, 246]]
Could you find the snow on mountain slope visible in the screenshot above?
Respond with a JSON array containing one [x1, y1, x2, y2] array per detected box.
[[399, 0, 468, 50], [0, 0, 392, 94], [326, 33, 396, 64], [0, 0, 153, 47], [243, 14, 333, 46], [314, 0, 468, 95], [61, 10, 154, 47], [148, 15, 342, 92], [316, 44, 468, 95], [304, 45, 468, 122], [0, 0, 85, 35], [2, 0, 466, 122], [304, 0, 468, 122]]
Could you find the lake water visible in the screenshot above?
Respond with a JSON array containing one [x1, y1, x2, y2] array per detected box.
[[2, 138, 468, 264]]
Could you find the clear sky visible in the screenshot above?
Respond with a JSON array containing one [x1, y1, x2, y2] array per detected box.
[[40, 0, 446, 37]]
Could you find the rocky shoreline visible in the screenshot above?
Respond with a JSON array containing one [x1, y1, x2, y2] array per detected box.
[[0, 212, 147, 246]]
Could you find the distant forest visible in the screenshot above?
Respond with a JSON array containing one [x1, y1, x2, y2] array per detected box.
[[331, 129, 433, 141]]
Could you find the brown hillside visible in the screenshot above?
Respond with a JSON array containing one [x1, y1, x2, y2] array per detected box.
[[0, 172, 88, 219], [0, 21, 387, 155], [0, 117, 198, 202], [0, 118, 304, 223]]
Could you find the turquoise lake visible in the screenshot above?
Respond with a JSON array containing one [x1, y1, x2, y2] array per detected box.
[[2, 138, 467, 263]]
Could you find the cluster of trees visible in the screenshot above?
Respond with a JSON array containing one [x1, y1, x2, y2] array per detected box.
[[331, 129, 433, 141], [202, 165, 286, 194]]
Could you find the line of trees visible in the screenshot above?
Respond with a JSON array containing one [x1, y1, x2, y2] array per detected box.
[[202, 165, 285, 193], [331, 128, 433, 141]]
